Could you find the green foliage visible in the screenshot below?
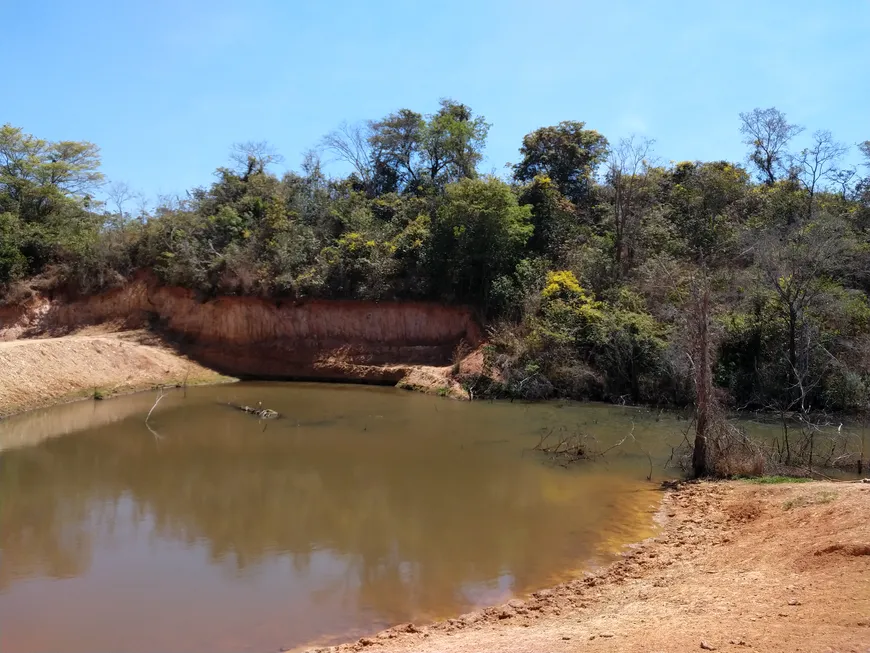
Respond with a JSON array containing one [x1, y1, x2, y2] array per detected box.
[[0, 212, 26, 283], [513, 121, 608, 204], [742, 475, 812, 484], [1, 104, 868, 412], [367, 100, 489, 194], [429, 177, 533, 308]]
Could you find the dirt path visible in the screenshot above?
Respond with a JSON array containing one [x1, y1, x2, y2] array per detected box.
[[0, 332, 232, 417], [301, 481, 870, 653]]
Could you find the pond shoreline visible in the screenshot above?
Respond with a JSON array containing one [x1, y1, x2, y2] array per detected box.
[[299, 480, 870, 653], [0, 331, 235, 418]]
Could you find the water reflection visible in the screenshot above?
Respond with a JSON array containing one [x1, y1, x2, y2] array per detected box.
[[0, 384, 664, 652]]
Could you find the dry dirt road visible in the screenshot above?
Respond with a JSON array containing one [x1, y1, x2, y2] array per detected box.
[[0, 332, 231, 417], [301, 481, 870, 653]]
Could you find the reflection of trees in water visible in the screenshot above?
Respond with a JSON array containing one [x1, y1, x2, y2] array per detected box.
[[0, 449, 94, 588], [0, 411, 648, 623]]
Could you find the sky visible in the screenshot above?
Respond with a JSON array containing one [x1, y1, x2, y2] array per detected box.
[[4, 0, 869, 203]]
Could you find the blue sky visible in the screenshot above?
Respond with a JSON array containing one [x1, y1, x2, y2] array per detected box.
[[5, 0, 869, 202]]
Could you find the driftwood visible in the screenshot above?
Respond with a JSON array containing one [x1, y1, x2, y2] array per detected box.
[[225, 402, 280, 420]]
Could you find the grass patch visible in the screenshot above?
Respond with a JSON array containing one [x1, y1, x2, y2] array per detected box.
[[783, 490, 838, 510], [741, 475, 813, 485], [436, 386, 449, 397]]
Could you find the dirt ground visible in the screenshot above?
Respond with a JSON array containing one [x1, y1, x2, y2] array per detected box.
[[301, 481, 870, 653], [0, 331, 232, 417]]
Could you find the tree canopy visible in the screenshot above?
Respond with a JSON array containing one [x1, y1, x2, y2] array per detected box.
[[2, 104, 868, 412]]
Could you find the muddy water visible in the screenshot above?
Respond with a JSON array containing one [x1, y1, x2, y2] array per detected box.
[[0, 384, 683, 652]]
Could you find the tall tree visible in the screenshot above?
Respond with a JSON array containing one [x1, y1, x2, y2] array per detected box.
[[739, 107, 803, 185], [513, 121, 608, 204], [430, 177, 532, 307], [362, 100, 489, 195], [789, 130, 847, 215], [604, 136, 655, 276], [419, 100, 489, 187], [0, 123, 103, 221]]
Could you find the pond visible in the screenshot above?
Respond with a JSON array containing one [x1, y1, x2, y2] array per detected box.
[[0, 383, 712, 651]]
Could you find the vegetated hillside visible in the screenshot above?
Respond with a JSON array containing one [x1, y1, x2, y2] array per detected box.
[[2, 104, 869, 411]]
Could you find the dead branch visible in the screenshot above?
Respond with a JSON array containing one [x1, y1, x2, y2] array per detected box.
[[145, 388, 166, 442]]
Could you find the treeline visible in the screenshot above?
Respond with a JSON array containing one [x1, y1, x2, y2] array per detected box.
[[1, 103, 869, 412]]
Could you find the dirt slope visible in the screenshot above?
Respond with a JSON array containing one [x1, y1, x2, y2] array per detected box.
[[0, 277, 482, 381], [0, 332, 231, 417], [301, 481, 870, 653]]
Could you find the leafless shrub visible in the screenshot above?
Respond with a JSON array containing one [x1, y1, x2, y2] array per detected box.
[[532, 425, 628, 467]]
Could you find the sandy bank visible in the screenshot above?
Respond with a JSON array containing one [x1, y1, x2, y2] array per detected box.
[[301, 481, 870, 653], [0, 332, 232, 417]]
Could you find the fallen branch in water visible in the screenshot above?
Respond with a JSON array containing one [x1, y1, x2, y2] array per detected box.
[[145, 388, 166, 442], [533, 425, 628, 467], [626, 421, 654, 481], [225, 402, 281, 420]]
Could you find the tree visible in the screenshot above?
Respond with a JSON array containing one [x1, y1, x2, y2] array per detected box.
[[430, 177, 532, 307], [755, 219, 854, 410], [604, 136, 655, 276], [229, 141, 283, 179], [0, 123, 103, 221], [690, 274, 713, 477], [513, 121, 608, 204], [739, 107, 803, 185], [789, 130, 847, 215], [320, 123, 403, 197], [857, 141, 870, 229], [368, 109, 425, 192], [517, 175, 576, 255], [366, 100, 489, 194], [106, 181, 137, 219], [664, 160, 750, 260], [419, 99, 489, 187]]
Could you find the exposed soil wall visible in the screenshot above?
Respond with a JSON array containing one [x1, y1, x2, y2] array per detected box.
[[0, 278, 483, 382]]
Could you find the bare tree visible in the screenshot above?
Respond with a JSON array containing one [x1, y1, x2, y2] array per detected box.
[[605, 135, 655, 277], [320, 121, 375, 184], [106, 181, 136, 219], [135, 194, 151, 222], [689, 273, 713, 477], [229, 141, 284, 177], [756, 220, 851, 414], [739, 107, 803, 185], [789, 130, 847, 215], [830, 167, 858, 201]]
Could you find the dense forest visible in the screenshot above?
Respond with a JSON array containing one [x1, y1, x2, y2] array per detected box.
[[2, 103, 869, 413]]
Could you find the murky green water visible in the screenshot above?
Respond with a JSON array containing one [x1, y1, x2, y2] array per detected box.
[[0, 384, 728, 651]]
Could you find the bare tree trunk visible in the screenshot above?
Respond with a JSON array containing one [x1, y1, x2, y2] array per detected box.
[[692, 278, 712, 478], [788, 306, 798, 407]]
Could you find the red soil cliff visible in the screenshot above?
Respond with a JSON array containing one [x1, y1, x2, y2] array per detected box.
[[0, 279, 482, 382]]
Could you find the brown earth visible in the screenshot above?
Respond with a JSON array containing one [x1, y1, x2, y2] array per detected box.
[[0, 278, 486, 415], [0, 276, 482, 382], [300, 481, 870, 653], [0, 331, 232, 417]]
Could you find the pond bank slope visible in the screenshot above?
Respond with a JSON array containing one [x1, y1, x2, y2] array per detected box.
[[300, 481, 870, 653], [0, 331, 232, 417]]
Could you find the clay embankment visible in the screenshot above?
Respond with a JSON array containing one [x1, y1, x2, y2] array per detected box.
[[0, 278, 481, 414], [0, 333, 230, 418], [302, 481, 870, 653]]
